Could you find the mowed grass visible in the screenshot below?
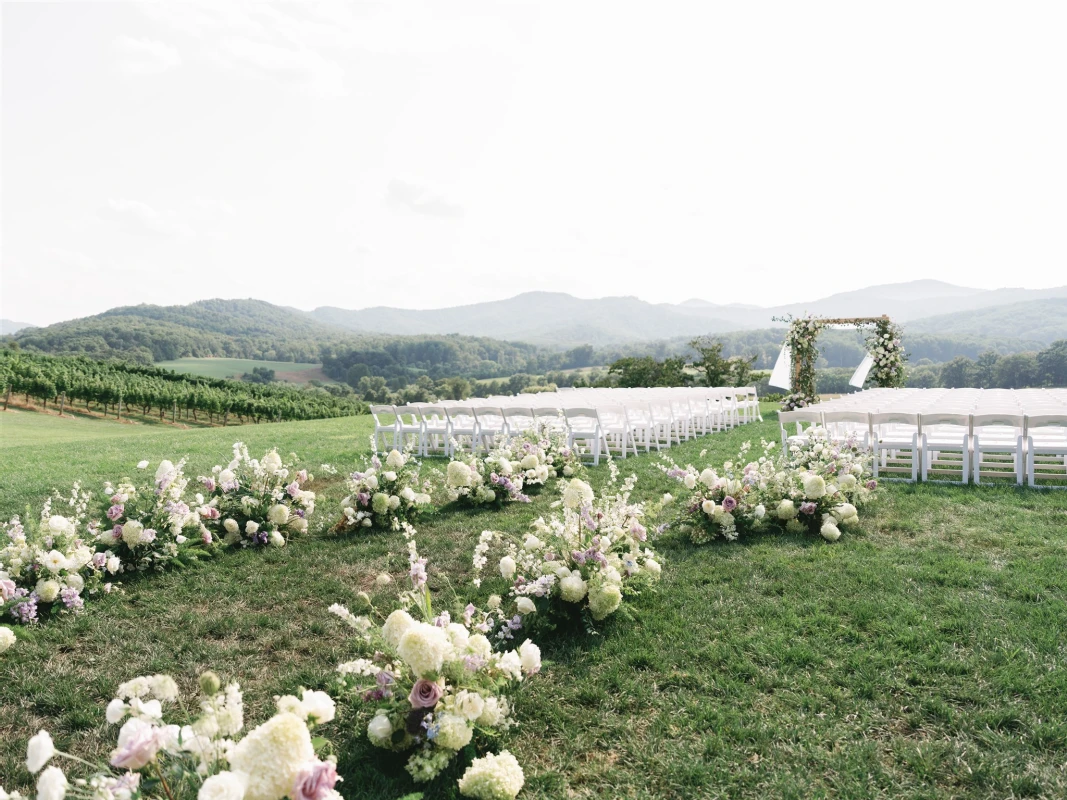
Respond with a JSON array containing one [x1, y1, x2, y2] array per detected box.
[[1, 409, 1066, 799], [155, 357, 326, 383]]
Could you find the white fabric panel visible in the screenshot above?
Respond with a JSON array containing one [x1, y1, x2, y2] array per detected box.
[[849, 353, 875, 388], [768, 345, 792, 390]]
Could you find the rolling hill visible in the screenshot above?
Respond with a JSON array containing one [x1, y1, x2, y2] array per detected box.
[[0, 319, 35, 336], [310, 280, 1067, 344], [905, 297, 1067, 343]]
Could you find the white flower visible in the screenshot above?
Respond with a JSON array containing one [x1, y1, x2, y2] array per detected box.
[[777, 499, 797, 520], [518, 639, 541, 675], [198, 770, 249, 800], [121, 520, 146, 547], [523, 534, 542, 550], [446, 461, 473, 488], [0, 626, 15, 654], [820, 522, 841, 542], [466, 634, 492, 660], [433, 712, 473, 751], [519, 454, 539, 470], [385, 450, 406, 469], [363, 474, 379, 490], [588, 583, 623, 620], [515, 597, 536, 615], [683, 474, 697, 490], [26, 731, 55, 773], [223, 518, 240, 535], [562, 479, 594, 509], [559, 574, 588, 602], [155, 460, 176, 483], [496, 651, 522, 680], [367, 713, 393, 746], [35, 580, 61, 604], [245, 521, 259, 535], [701, 499, 716, 516], [219, 469, 236, 484], [446, 623, 470, 650], [476, 696, 507, 727], [269, 531, 285, 547], [381, 609, 415, 649], [699, 468, 717, 488], [457, 750, 525, 800], [35, 766, 67, 800], [106, 698, 127, 724], [397, 622, 453, 678], [261, 451, 283, 473], [498, 556, 516, 579], [382, 471, 398, 482], [644, 558, 662, 578], [299, 690, 335, 725], [267, 505, 289, 526], [40, 550, 68, 573], [453, 690, 485, 721], [802, 474, 826, 499], [47, 516, 72, 535], [400, 487, 416, 503], [136, 460, 150, 469], [662, 492, 674, 504], [106, 555, 122, 574], [228, 713, 314, 800]]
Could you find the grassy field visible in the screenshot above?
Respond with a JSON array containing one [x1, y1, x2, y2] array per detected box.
[[1, 409, 1066, 799], [156, 357, 327, 383]]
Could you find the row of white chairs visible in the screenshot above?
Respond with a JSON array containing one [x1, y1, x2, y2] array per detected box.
[[368, 387, 761, 465], [780, 408, 1067, 488]]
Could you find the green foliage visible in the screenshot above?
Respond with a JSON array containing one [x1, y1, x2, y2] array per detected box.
[[0, 351, 365, 423], [930, 342, 1067, 388], [608, 356, 689, 388]]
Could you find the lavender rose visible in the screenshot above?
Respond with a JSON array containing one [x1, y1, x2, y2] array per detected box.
[[721, 496, 737, 513], [408, 678, 443, 709], [292, 760, 339, 800]]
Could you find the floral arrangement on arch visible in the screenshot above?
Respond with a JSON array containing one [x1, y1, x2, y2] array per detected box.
[[777, 315, 825, 411], [98, 459, 216, 574], [0, 486, 111, 635], [330, 522, 538, 790], [663, 430, 879, 544], [471, 465, 663, 631], [201, 443, 316, 548], [19, 668, 341, 800], [866, 318, 907, 388], [441, 446, 530, 506], [334, 443, 432, 533]]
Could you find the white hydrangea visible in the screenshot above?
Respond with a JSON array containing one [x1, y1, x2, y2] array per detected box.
[[446, 461, 473, 488], [562, 479, 594, 509], [433, 712, 473, 750], [228, 712, 314, 800], [559, 574, 588, 602], [802, 474, 826, 499], [397, 622, 453, 678], [382, 609, 415, 649], [457, 750, 525, 800]]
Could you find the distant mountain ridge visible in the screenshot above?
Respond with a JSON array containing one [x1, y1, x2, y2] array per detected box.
[[309, 280, 1067, 344], [0, 319, 35, 336]]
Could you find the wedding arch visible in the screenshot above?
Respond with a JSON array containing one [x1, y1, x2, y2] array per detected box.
[[769, 314, 907, 410]]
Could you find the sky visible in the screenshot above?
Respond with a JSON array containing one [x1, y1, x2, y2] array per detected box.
[[3, 1, 1066, 326]]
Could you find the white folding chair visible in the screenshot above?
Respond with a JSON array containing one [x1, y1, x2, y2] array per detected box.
[[418, 405, 450, 456], [597, 405, 638, 459], [370, 405, 398, 453], [502, 407, 536, 437], [972, 413, 1024, 485], [394, 405, 425, 456], [474, 407, 508, 453], [444, 406, 480, 458], [870, 412, 920, 483], [778, 410, 823, 449], [821, 411, 871, 449], [919, 413, 970, 484], [1024, 414, 1067, 488], [564, 408, 603, 465]]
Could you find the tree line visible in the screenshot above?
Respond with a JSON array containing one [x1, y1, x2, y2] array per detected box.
[[0, 351, 365, 424]]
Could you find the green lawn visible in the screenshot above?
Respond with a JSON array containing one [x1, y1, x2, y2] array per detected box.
[[1, 411, 1066, 799], [156, 357, 325, 383]]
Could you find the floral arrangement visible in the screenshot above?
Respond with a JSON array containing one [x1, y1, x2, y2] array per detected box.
[[331, 523, 537, 788], [776, 315, 825, 410], [494, 437, 552, 489], [202, 443, 316, 548], [442, 449, 529, 506], [663, 430, 878, 544], [1, 486, 112, 631], [501, 424, 585, 489], [865, 317, 907, 388], [18, 669, 340, 800], [472, 465, 662, 630], [98, 459, 215, 573], [334, 444, 432, 533]]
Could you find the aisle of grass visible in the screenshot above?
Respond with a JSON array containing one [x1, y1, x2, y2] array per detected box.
[[1, 410, 1065, 799]]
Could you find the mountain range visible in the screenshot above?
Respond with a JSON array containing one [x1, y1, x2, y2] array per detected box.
[[308, 280, 1067, 345]]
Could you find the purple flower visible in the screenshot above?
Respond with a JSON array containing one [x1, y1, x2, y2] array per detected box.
[[112, 524, 123, 541], [286, 481, 301, 498], [292, 760, 339, 800], [106, 505, 124, 521], [15, 597, 38, 623], [408, 679, 444, 709], [866, 480, 878, 490], [201, 477, 216, 492], [721, 496, 737, 513], [61, 587, 84, 611], [92, 552, 107, 569], [800, 502, 817, 515]]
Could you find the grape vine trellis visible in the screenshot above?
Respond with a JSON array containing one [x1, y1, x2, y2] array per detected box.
[[773, 314, 907, 410]]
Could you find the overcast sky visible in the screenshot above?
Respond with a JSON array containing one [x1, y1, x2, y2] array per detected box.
[[3, 1, 1066, 326]]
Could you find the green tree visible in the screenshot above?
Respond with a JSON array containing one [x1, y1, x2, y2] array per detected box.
[[939, 356, 977, 388], [974, 351, 1000, 387], [1037, 340, 1067, 386], [688, 337, 733, 387], [993, 353, 1038, 388]]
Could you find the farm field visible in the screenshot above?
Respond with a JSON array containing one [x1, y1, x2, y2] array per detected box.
[[1, 409, 1066, 799], [156, 357, 328, 383]]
